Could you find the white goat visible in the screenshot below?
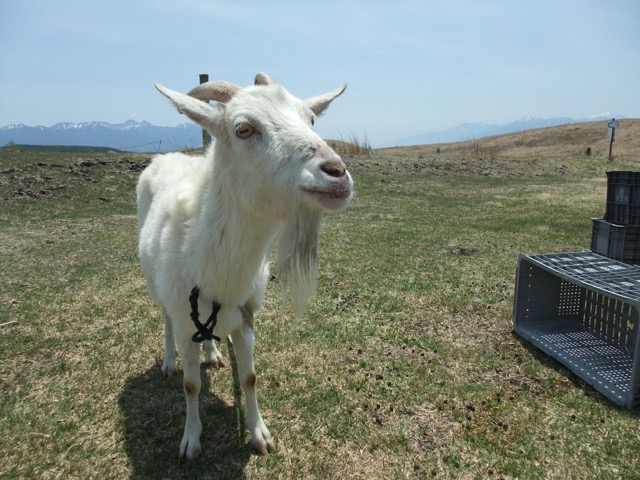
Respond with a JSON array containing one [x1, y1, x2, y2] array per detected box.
[[136, 73, 352, 459]]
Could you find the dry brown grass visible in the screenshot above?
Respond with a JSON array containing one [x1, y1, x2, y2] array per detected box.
[[378, 118, 640, 161], [327, 132, 372, 157]]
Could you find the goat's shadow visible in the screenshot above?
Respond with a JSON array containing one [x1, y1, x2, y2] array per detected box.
[[118, 341, 254, 479]]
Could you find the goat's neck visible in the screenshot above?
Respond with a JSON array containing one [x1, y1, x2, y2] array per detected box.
[[187, 156, 280, 305]]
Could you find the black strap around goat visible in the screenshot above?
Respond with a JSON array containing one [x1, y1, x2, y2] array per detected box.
[[189, 286, 222, 343]]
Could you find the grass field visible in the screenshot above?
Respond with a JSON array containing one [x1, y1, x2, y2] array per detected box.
[[1, 145, 640, 479]]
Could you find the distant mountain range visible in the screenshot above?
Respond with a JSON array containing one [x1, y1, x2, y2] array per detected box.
[[0, 120, 202, 152], [392, 113, 623, 147], [0, 114, 626, 152]]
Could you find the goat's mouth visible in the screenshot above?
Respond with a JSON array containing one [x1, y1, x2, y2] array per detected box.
[[301, 186, 352, 209]]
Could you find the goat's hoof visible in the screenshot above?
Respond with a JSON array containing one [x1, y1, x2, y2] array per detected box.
[[208, 358, 226, 369], [179, 439, 202, 460], [250, 426, 275, 455], [203, 340, 225, 369], [205, 349, 225, 369], [161, 362, 179, 377]]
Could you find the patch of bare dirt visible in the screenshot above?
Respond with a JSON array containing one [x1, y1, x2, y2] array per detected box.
[[0, 155, 150, 206]]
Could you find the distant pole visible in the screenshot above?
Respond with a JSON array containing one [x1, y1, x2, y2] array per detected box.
[[199, 74, 211, 150], [608, 136, 614, 162], [607, 118, 619, 162]]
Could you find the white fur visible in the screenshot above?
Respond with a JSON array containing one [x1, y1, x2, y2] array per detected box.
[[137, 74, 352, 459]]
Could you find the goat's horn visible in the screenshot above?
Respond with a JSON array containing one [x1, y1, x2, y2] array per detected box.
[[187, 81, 240, 103], [254, 73, 276, 86]]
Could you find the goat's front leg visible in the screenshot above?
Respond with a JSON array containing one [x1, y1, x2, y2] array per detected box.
[[203, 340, 225, 368], [231, 321, 274, 454], [161, 307, 178, 377], [177, 336, 202, 460]]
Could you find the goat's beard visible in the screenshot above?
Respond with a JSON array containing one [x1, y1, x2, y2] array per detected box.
[[278, 210, 323, 318]]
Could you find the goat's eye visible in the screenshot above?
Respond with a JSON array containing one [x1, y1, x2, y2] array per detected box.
[[235, 123, 255, 139], [311, 117, 315, 126]]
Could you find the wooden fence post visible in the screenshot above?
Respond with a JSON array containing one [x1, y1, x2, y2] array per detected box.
[[199, 74, 212, 150]]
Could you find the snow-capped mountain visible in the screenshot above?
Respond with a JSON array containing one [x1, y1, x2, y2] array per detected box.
[[0, 120, 202, 152], [393, 114, 624, 147], [1, 114, 627, 152]]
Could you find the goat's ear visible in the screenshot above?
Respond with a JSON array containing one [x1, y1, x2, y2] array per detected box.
[[255, 72, 276, 86], [155, 84, 223, 136], [305, 83, 347, 116]]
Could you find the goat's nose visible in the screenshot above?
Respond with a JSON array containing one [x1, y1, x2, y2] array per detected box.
[[320, 160, 346, 178]]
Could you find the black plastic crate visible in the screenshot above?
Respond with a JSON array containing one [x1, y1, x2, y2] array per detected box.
[[605, 171, 640, 226], [591, 218, 640, 265], [513, 252, 640, 408]]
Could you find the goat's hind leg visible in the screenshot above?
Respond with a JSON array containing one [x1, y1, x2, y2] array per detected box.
[[203, 339, 225, 368], [161, 307, 179, 377]]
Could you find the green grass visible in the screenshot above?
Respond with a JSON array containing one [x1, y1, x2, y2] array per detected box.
[[1, 149, 639, 479]]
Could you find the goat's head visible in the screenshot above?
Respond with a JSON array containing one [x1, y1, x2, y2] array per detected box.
[[155, 74, 353, 316], [155, 74, 352, 217]]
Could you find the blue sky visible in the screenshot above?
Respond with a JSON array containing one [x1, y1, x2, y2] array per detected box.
[[1, 0, 638, 147]]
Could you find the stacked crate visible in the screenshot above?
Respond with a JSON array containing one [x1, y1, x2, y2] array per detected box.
[[513, 171, 640, 409], [591, 171, 640, 265]]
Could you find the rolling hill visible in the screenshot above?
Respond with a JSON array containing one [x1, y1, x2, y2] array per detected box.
[[378, 118, 640, 160]]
